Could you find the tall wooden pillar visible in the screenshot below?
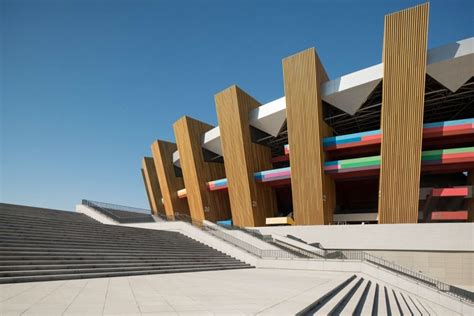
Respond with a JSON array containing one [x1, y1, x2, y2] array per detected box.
[[282, 48, 336, 225], [215, 85, 277, 227], [378, 3, 429, 224], [141, 157, 164, 215], [151, 140, 189, 219], [141, 168, 154, 214], [173, 116, 231, 223]]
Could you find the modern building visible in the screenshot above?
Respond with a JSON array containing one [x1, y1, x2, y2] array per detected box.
[[142, 3, 474, 227]]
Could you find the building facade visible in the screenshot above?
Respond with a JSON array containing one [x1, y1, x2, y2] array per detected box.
[[142, 3, 474, 227]]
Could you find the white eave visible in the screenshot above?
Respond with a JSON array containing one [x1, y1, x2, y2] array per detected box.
[[172, 37, 473, 167]]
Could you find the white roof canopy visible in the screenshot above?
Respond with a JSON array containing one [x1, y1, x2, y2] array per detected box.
[[173, 37, 474, 167]]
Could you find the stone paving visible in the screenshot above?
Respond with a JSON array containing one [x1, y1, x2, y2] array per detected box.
[[0, 268, 347, 315]]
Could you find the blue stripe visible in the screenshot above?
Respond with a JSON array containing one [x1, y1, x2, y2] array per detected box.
[[323, 129, 380, 145], [423, 118, 474, 128]]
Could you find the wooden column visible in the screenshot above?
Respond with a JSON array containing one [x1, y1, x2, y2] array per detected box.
[[378, 3, 429, 224], [282, 48, 336, 225], [151, 140, 189, 219], [141, 168, 154, 214], [215, 85, 277, 227], [173, 116, 231, 223], [141, 157, 164, 215]]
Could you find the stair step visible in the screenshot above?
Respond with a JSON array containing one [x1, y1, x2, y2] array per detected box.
[[400, 291, 421, 316], [0, 205, 254, 284], [340, 278, 370, 314], [0, 264, 254, 284], [394, 290, 412, 315], [0, 260, 244, 271], [386, 287, 402, 316], [0, 263, 251, 278], [378, 285, 388, 316], [360, 281, 377, 315], [315, 276, 362, 315]]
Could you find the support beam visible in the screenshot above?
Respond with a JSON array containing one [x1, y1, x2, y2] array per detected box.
[[378, 3, 429, 224], [151, 140, 189, 219], [173, 116, 231, 223], [282, 48, 336, 225], [215, 85, 277, 227], [141, 157, 164, 215]]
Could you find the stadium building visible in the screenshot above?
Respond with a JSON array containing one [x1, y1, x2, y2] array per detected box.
[[141, 3, 474, 227]]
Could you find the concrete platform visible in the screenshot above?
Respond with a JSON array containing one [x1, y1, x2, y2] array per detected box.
[[0, 268, 348, 315]]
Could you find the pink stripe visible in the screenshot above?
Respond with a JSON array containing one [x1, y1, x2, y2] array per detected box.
[[263, 171, 291, 180]]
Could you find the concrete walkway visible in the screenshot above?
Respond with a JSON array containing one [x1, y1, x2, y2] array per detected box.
[[0, 269, 347, 315]]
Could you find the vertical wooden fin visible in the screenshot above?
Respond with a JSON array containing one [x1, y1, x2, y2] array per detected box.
[[173, 116, 231, 223], [215, 85, 277, 227], [151, 140, 190, 219], [141, 157, 164, 215], [283, 48, 336, 225], [378, 3, 429, 224]]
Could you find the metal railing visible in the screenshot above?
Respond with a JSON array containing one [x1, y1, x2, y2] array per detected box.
[[81, 206, 473, 303], [82, 200, 156, 223], [171, 213, 473, 303]]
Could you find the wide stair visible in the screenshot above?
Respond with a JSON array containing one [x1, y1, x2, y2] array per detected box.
[[0, 203, 253, 284], [297, 274, 448, 315]]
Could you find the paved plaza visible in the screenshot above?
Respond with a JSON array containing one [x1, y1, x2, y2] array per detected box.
[[0, 268, 347, 315]]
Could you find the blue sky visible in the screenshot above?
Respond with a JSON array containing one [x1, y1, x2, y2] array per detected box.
[[1, 0, 473, 211]]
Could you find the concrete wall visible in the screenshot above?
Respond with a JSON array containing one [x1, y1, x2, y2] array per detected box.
[[366, 250, 474, 291], [255, 223, 474, 290], [254, 223, 474, 251]]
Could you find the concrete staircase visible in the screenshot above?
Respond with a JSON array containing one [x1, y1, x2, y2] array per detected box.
[[297, 274, 446, 315], [0, 203, 253, 284]]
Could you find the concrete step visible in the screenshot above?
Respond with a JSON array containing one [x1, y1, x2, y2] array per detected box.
[[0, 262, 252, 278], [386, 287, 402, 316], [0, 259, 246, 271], [394, 290, 412, 315], [340, 278, 370, 315], [0, 240, 214, 251], [0, 258, 235, 265], [360, 281, 377, 315], [0, 253, 231, 261], [314, 276, 363, 315], [0, 265, 253, 284], [0, 246, 223, 254], [0, 204, 254, 284], [295, 275, 358, 315], [0, 232, 192, 246]]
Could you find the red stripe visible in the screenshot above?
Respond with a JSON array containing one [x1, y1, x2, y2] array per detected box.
[[424, 123, 473, 133], [361, 134, 382, 141], [431, 187, 468, 197], [430, 211, 468, 221]]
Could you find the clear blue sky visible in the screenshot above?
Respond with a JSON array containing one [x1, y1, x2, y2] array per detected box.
[[1, 0, 472, 211]]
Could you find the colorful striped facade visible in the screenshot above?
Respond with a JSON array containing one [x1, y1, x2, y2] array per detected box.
[[141, 4, 474, 227]]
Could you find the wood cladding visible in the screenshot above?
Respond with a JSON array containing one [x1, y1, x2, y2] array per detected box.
[[283, 48, 336, 225], [215, 85, 277, 227], [141, 168, 154, 213], [173, 117, 231, 223], [141, 157, 165, 215], [378, 3, 429, 224], [151, 140, 190, 218]]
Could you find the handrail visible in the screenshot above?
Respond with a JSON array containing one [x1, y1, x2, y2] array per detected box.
[[82, 199, 150, 214], [171, 213, 473, 303], [81, 200, 159, 223]]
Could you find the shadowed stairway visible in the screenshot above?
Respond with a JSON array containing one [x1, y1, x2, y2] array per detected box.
[[0, 203, 252, 284]]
